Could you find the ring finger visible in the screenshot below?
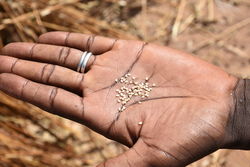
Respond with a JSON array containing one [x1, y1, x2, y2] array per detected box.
[[1, 42, 95, 71]]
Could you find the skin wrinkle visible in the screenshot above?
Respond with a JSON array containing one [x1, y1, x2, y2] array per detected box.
[[29, 43, 37, 59], [89, 42, 150, 132], [10, 58, 19, 73], [197, 117, 223, 135], [45, 65, 56, 83], [109, 39, 118, 51], [20, 80, 29, 98], [131, 147, 147, 164], [125, 115, 136, 145], [93, 41, 147, 93], [127, 96, 197, 108], [190, 138, 203, 151], [86, 35, 96, 52], [167, 137, 195, 160], [106, 116, 117, 138], [136, 115, 145, 139], [64, 32, 71, 46], [124, 42, 148, 75], [141, 138, 180, 166], [61, 47, 71, 65], [202, 130, 218, 149], [40, 64, 49, 82], [78, 73, 84, 91], [152, 86, 208, 102], [124, 151, 133, 167], [147, 64, 157, 81], [133, 143, 157, 167], [33, 84, 41, 100], [150, 104, 171, 131], [49, 87, 58, 109], [57, 47, 64, 63], [95, 42, 149, 138]]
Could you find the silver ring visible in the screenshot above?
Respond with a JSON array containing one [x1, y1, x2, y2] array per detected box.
[[77, 51, 87, 72], [80, 52, 93, 73]]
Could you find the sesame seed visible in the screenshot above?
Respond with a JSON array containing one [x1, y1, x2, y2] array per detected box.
[[115, 75, 155, 112], [138, 122, 143, 125]]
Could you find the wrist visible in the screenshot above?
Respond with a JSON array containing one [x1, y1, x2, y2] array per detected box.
[[225, 78, 250, 149]]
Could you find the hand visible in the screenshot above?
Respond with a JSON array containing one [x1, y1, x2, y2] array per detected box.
[[0, 32, 238, 166]]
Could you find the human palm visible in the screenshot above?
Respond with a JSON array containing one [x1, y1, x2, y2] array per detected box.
[[0, 32, 238, 166]]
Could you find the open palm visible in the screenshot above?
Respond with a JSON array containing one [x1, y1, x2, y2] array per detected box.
[[0, 32, 238, 167]]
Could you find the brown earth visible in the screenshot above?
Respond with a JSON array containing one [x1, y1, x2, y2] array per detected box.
[[0, 0, 250, 166]]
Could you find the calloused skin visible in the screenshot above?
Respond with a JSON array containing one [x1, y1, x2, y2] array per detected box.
[[0, 32, 239, 166]]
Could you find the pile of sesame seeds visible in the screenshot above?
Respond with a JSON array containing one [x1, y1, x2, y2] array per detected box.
[[115, 73, 156, 112]]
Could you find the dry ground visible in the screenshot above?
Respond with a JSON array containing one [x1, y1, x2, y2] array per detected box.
[[0, 0, 250, 166]]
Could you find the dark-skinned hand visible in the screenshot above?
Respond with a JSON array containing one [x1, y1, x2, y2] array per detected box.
[[0, 32, 242, 166]]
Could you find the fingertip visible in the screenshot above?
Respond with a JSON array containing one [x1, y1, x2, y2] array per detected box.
[[38, 31, 69, 44], [0, 73, 22, 97], [1, 42, 20, 54], [1, 42, 35, 57]]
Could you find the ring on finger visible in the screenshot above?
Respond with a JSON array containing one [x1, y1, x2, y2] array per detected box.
[[77, 51, 93, 73]]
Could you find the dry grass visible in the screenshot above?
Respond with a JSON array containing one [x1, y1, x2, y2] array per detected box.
[[0, 0, 250, 166]]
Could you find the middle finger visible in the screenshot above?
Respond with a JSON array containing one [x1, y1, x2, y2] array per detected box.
[[0, 56, 85, 92]]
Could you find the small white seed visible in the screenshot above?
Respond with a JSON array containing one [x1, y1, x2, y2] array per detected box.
[[138, 121, 143, 125]]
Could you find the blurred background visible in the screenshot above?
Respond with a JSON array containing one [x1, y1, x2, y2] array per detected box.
[[0, 0, 250, 166]]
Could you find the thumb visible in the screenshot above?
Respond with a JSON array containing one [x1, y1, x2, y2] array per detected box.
[[96, 138, 176, 167]]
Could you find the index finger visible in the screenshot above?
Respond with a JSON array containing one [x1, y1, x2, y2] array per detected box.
[[38, 31, 118, 55]]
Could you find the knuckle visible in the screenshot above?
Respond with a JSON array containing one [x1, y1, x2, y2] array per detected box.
[[58, 47, 71, 65], [10, 58, 19, 73], [86, 35, 96, 51], [49, 87, 58, 108], [20, 80, 30, 98], [40, 64, 56, 83]]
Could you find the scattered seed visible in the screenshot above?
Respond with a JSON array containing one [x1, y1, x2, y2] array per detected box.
[[115, 73, 155, 112]]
